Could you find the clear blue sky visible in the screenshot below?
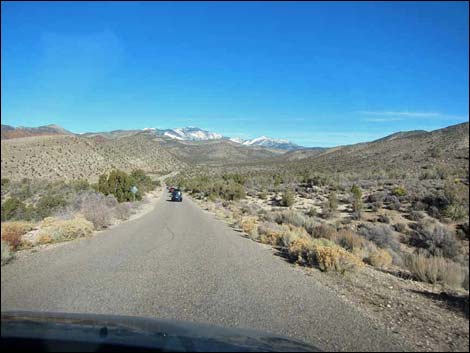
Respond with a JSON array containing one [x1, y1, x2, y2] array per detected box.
[[1, 1, 468, 147]]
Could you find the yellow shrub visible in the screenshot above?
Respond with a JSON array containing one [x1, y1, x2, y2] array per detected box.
[[315, 245, 364, 273], [368, 248, 393, 268], [37, 233, 53, 244], [241, 217, 257, 235], [288, 236, 316, 265], [288, 236, 363, 273], [38, 216, 94, 243]]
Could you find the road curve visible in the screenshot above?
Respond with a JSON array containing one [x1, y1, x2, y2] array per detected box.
[[1, 190, 407, 351]]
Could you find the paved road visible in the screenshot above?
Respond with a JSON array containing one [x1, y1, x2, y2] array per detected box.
[[1, 190, 407, 351]]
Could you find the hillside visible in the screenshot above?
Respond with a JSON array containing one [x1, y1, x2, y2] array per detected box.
[[285, 122, 469, 177], [1, 133, 184, 181], [1, 124, 73, 140], [156, 137, 284, 165]]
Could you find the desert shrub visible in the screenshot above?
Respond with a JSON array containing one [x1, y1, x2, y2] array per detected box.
[[312, 223, 338, 241], [336, 229, 365, 252], [443, 204, 467, 221], [428, 206, 442, 220], [279, 225, 309, 248], [240, 203, 262, 216], [1, 221, 34, 250], [320, 202, 333, 219], [405, 251, 467, 288], [350, 184, 363, 215], [392, 186, 407, 197], [38, 216, 94, 242], [306, 207, 317, 217], [78, 192, 112, 229], [377, 214, 391, 224], [281, 189, 295, 207], [1, 198, 35, 221], [1, 240, 14, 265], [366, 191, 386, 204], [394, 223, 407, 233], [274, 209, 305, 228], [207, 193, 218, 202], [1, 178, 10, 188], [408, 210, 425, 221], [456, 222, 469, 240], [71, 179, 91, 192], [408, 220, 459, 259], [259, 190, 268, 200], [388, 196, 401, 211], [105, 194, 119, 208], [370, 202, 381, 212], [288, 237, 363, 273], [357, 223, 400, 252], [35, 194, 67, 219], [240, 216, 258, 239], [368, 248, 393, 268], [257, 221, 285, 245], [130, 169, 154, 195], [114, 202, 132, 220], [98, 170, 137, 202], [328, 192, 338, 212], [222, 182, 246, 201], [303, 217, 317, 236]]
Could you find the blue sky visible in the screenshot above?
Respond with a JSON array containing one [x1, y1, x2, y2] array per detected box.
[[1, 1, 468, 147]]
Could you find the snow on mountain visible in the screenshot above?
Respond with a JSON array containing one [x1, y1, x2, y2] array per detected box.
[[229, 137, 245, 144], [158, 127, 222, 141], [242, 136, 301, 150], [155, 126, 302, 150]]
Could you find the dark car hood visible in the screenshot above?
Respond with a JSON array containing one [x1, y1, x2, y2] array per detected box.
[[1, 311, 320, 352]]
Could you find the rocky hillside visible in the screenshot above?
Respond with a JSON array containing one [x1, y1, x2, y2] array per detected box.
[[1, 133, 184, 181], [286, 122, 469, 177], [155, 137, 284, 166]]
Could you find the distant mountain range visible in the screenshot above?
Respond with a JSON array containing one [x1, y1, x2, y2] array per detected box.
[[1, 122, 468, 181], [1, 124, 73, 139], [151, 127, 303, 150], [1, 124, 304, 150]]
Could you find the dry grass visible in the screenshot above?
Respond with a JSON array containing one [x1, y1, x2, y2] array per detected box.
[[405, 251, 467, 289], [38, 216, 94, 243], [288, 236, 364, 273], [368, 248, 393, 269], [240, 216, 258, 239]]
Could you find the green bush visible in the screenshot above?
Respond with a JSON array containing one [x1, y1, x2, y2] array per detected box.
[[71, 179, 91, 192], [350, 184, 363, 215], [392, 186, 407, 197], [1, 178, 10, 188], [328, 191, 338, 212], [98, 170, 139, 202], [1, 198, 35, 221], [130, 169, 155, 194], [281, 189, 295, 207], [259, 190, 268, 200], [35, 195, 67, 219]]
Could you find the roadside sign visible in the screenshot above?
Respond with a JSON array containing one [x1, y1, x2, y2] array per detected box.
[[130, 186, 138, 194]]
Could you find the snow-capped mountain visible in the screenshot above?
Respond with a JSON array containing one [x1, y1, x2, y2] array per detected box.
[[155, 127, 223, 141], [236, 136, 301, 150], [148, 126, 302, 150], [229, 137, 245, 144]]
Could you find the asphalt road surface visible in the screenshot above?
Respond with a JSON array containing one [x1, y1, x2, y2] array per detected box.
[[1, 189, 408, 351]]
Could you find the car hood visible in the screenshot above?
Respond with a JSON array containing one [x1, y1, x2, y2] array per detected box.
[[1, 311, 320, 352]]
